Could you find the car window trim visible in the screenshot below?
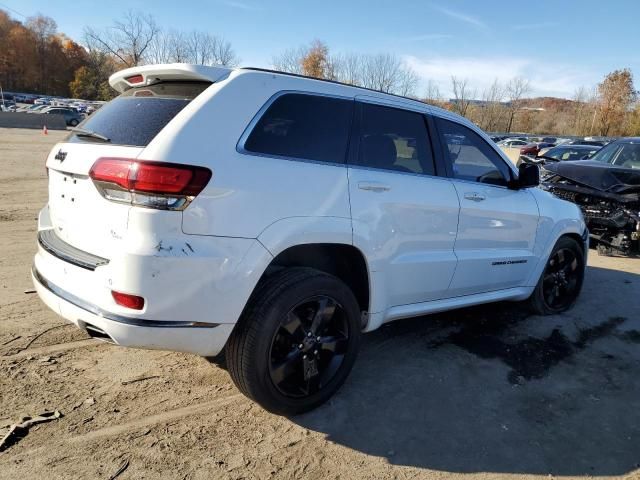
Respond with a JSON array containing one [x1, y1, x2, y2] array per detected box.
[[236, 90, 355, 167], [431, 114, 516, 189], [348, 100, 439, 178]]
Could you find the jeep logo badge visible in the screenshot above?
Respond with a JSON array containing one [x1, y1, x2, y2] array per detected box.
[[54, 150, 67, 162]]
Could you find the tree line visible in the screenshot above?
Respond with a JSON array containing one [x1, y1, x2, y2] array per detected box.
[[1, 9, 638, 136]]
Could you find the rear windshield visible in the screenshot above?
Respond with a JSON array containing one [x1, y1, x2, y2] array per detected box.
[[68, 81, 210, 147]]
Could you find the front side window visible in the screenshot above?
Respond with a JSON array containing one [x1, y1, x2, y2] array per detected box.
[[355, 102, 435, 175], [436, 118, 511, 186], [244, 93, 353, 164]]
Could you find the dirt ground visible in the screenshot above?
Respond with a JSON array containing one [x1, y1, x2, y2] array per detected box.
[[1, 127, 639, 480]]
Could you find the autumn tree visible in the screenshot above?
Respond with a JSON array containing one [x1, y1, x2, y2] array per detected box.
[[273, 41, 418, 97], [69, 49, 117, 100], [300, 40, 330, 78], [596, 68, 636, 136]]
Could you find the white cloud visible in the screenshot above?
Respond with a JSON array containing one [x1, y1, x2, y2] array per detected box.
[[403, 55, 597, 99], [433, 6, 488, 30]]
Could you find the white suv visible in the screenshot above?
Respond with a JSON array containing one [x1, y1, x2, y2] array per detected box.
[[33, 64, 587, 414]]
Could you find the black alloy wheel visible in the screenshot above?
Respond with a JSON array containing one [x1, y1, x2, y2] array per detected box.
[[269, 296, 349, 398], [542, 247, 581, 310], [226, 267, 361, 415], [529, 236, 585, 315]]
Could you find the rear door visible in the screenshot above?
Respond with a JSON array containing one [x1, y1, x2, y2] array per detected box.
[[348, 100, 459, 308], [45, 81, 210, 258], [433, 117, 539, 296]]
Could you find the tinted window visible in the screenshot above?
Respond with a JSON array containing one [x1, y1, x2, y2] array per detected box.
[[244, 93, 353, 163], [68, 82, 210, 147], [590, 141, 640, 169], [355, 103, 434, 175], [437, 118, 510, 186]]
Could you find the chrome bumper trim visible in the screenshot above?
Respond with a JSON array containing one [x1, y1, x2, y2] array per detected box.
[[32, 266, 219, 329]]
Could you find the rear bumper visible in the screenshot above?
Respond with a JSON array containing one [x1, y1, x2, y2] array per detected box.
[[32, 266, 234, 356], [33, 205, 273, 356]]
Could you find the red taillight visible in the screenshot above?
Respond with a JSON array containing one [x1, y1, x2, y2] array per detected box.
[[111, 291, 145, 310], [126, 74, 144, 84], [89, 158, 211, 209]]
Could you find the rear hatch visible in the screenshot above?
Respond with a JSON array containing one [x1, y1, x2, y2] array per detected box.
[[45, 81, 211, 259]]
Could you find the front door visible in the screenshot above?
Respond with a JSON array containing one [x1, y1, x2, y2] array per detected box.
[[434, 117, 539, 297]]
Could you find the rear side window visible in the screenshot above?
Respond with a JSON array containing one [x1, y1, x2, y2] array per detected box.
[[436, 118, 511, 186], [68, 82, 210, 147], [244, 93, 353, 164], [355, 102, 435, 176]]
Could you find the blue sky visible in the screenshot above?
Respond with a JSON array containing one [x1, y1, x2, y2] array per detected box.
[[3, 0, 639, 98]]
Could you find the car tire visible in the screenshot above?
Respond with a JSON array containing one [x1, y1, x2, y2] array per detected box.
[[528, 236, 585, 315], [69, 119, 79, 127], [226, 267, 361, 415]]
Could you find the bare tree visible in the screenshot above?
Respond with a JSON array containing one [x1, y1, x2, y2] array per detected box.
[[331, 53, 363, 85], [450, 76, 474, 117], [505, 76, 530, 132], [423, 79, 442, 106], [272, 46, 307, 74], [146, 29, 238, 66], [84, 10, 159, 67], [272, 42, 417, 97], [478, 79, 506, 131]]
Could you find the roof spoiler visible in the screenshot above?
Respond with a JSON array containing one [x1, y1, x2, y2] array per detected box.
[[109, 63, 233, 93]]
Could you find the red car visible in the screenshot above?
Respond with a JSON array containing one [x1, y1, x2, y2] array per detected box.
[[520, 142, 555, 156]]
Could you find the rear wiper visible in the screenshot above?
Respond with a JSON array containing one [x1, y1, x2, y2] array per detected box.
[[70, 127, 110, 142]]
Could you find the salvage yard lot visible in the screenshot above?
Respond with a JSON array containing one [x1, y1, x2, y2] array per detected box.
[[1, 127, 639, 480]]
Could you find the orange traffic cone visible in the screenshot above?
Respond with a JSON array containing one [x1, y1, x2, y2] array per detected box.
[[43, 125, 48, 135]]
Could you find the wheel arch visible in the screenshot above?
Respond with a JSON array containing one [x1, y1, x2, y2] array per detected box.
[[257, 242, 371, 318]]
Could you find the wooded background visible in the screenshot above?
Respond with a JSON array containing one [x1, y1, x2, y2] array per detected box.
[[1, 9, 638, 136]]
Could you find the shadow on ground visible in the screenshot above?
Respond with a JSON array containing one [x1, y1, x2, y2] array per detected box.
[[295, 264, 640, 476]]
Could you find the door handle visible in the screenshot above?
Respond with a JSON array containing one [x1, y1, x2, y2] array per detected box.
[[358, 181, 391, 192], [464, 192, 486, 202]]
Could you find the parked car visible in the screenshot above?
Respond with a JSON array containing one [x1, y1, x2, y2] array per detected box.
[[497, 138, 529, 148], [1, 100, 17, 112], [43, 107, 83, 126], [536, 145, 601, 163], [566, 139, 607, 147], [34, 97, 52, 105], [32, 64, 587, 414], [542, 137, 640, 256], [520, 142, 555, 157], [25, 105, 48, 113]]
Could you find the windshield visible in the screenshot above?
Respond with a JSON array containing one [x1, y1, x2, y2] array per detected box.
[[590, 141, 640, 169], [67, 81, 210, 147], [545, 146, 599, 161]]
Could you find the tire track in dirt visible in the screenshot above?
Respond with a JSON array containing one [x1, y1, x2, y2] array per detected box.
[[69, 394, 245, 442], [1, 338, 100, 360]]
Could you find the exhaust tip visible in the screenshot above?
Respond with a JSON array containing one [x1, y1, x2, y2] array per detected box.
[[81, 321, 115, 343]]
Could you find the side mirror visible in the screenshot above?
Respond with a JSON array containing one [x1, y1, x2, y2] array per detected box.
[[516, 162, 540, 188]]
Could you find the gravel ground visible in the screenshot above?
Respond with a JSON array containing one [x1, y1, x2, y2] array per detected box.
[[1, 127, 639, 480]]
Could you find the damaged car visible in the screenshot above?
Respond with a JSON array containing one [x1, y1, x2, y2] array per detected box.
[[541, 138, 640, 256]]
